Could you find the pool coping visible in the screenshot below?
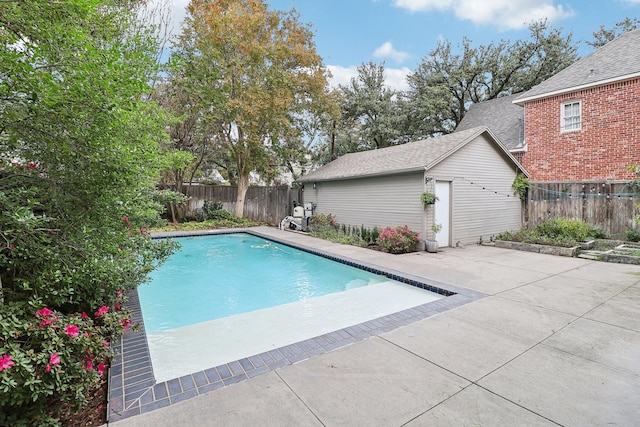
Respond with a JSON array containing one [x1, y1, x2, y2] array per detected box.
[[107, 228, 487, 423]]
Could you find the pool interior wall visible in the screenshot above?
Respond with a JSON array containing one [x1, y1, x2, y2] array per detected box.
[[107, 229, 487, 423]]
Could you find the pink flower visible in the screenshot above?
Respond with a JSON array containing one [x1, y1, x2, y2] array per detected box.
[[103, 340, 110, 347], [36, 307, 53, 317], [28, 162, 37, 169], [45, 364, 52, 373], [86, 359, 93, 371], [95, 306, 109, 317], [50, 353, 60, 366], [81, 312, 88, 319], [0, 355, 14, 372], [117, 290, 123, 298], [119, 318, 132, 331], [97, 363, 105, 376], [9, 243, 15, 250], [65, 324, 80, 337], [123, 217, 129, 223]]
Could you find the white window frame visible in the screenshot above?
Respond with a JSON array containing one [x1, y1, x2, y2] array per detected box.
[[561, 100, 581, 132]]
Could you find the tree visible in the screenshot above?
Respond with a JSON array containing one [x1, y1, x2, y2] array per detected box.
[[338, 62, 406, 150], [172, 0, 335, 217], [588, 18, 640, 48], [406, 20, 578, 136], [0, 0, 175, 422]]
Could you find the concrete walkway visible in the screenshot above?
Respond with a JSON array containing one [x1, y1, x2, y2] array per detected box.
[[111, 227, 640, 426]]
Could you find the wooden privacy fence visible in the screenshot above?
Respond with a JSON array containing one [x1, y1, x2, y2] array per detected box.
[[526, 181, 640, 238], [181, 185, 302, 225]]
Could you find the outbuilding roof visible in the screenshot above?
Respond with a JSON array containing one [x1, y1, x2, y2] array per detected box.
[[298, 126, 526, 182], [514, 28, 640, 104], [455, 94, 524, 151]]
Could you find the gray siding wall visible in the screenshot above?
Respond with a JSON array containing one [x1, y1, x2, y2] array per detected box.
[[303, 172, 424, 236], [428, 133, 522, 245]]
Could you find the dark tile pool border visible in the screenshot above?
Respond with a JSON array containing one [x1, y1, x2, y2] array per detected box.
[[107, 228, 486, 423]]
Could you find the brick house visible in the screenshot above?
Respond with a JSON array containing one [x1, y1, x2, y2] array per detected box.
[[513, 29, 640, 181], [459, 29, 640, 182]]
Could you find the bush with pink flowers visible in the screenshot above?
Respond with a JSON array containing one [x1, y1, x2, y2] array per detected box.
[[377, 225, 420, 254]]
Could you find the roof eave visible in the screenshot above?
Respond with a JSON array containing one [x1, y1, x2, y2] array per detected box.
[[297, 166, 427, 184], [513, 72, 640, 105]]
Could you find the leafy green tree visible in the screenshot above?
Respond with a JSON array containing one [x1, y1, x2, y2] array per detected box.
[[172, 0, 335, 217], [588, 18, 640, 48], [406, 20, 578, 136], [0, 0, 175, 422], [338, 62, 406, 150]]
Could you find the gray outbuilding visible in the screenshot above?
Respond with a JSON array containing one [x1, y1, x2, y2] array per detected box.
[[297, 126, 528, 248]]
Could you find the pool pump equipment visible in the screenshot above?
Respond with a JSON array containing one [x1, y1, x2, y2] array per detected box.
[[280, 201, 313, 232]]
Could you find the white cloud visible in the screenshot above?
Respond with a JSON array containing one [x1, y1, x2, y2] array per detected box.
[[393, 0, 574, 30], [327, 65, 411, 92], [373, 41, 411, 63], [384, 67, 412, 92], [326, 65, 359, 88]]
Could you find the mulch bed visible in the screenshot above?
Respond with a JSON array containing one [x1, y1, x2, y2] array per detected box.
[[54, 376, 108, 426]]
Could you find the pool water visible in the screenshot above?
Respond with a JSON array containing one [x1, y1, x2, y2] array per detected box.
[[139, 233, 395, 333]]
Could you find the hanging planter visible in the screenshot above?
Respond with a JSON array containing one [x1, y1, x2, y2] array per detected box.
[[421, 192, 439, 205]]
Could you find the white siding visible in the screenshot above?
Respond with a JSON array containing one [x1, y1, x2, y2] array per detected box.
[[428, 134, 522, 245], [304, 173, 424, 237]]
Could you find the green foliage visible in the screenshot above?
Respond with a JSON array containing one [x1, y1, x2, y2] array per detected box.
[[310, 215, 380, 247], [405, 20, 578, 135], [310, 213, 337, 231], [0, 0, 176, 422], [588, 18, 640, 48], [0, 303, 130, 424], [311, 228, 369, 247], [198, 200, 235, 221], [512, 174, 530, 201], [497, 218, 604, 247], [625, 229, 640, 242], [377, 225, 420, 254], [338, 62, 407, 150], [153, 217, 258, 232], [421, 192, 439, 205], [170, 0, 335, 217]]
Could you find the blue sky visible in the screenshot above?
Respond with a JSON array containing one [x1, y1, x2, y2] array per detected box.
[[164, 0, 640, 90]]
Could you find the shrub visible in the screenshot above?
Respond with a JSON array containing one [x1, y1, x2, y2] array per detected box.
[[199, 200, 234, 221], [377, 225, 420, 254], [626, 229, 640, 242], [0, 300, 132, 424], [311, 213, 337, 231], [496, 218, 604, 247], [535, 218, 604, 241]]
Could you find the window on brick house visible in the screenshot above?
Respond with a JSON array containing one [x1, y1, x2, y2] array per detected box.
[[561, 100, 581, 132]]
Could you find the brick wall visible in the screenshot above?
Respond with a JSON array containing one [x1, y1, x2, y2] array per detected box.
[[521, 78, 640, 181]]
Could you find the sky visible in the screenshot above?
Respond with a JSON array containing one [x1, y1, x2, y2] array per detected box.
[[161, 0, 640, 91]]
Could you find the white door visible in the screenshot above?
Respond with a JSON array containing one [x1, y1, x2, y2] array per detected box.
[[434, 181, 450, 247]]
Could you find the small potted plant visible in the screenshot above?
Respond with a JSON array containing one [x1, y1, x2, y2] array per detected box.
[[425, 223, 442, 253], [421, 192, 439, 205]]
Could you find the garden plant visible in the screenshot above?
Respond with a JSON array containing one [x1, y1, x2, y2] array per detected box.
[[0, 1, 179, 424]]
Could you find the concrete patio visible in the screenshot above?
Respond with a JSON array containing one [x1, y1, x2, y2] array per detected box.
[[110, 226, 640, 426]]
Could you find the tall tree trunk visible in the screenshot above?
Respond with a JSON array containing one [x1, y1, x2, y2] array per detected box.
[[235, 173, 249, 218]]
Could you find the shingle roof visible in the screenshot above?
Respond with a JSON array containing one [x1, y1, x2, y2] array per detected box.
[[298, 126, 522, 182], [455, 94, 524, 151], [515, 28, 640, 103]]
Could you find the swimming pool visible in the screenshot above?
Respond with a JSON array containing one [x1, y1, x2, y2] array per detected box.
[[138, 232, 445, 382], [139, 233, 398, 332], [108, 229, 482, 422]]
